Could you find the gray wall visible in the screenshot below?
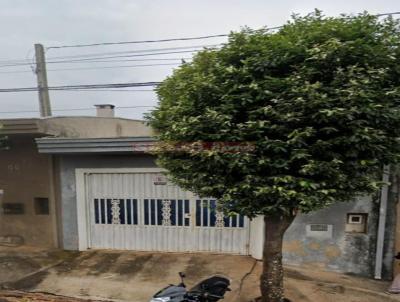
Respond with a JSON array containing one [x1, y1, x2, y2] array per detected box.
[[59, 154, 157, 250], [283, 194, 395, 278]]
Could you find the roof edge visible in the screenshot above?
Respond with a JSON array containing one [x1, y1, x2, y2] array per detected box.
[[36, 136, 156, 154], [0, 119, 41, 134]]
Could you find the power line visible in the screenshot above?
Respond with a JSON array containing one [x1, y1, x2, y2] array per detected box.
[[46, 50, 202, 65], [45, 44, 221, 60], [47, 62, 180, 72], [0, 57, 191, 74], [0, 49, 203, 68], [49, 49, 209, 64], [0, 69, 31, 74], [0, 44, 219, 65], [1, 11, 398, 66], [51, 89, 155, 92], [46, 34, 229, 50], [52, 57, 192, 65], [0, 59, 191, 74], [0, 11, 399, 65], [0, 105, 155, 114], [46, 57, 191, 64], [0, 82, 161, 92], [43, 11, 400, 50], [376, 11, 400, 17]]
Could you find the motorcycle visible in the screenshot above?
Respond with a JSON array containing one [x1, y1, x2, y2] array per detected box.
[[149, 272, 231, 302]]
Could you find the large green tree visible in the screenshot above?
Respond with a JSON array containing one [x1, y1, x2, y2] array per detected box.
[[147, 12, 400, 302]]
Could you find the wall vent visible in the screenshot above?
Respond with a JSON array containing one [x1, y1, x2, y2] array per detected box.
[[310, 224, 329, 232], [2, 203, 24, 215], [306, 224, 333, 239]]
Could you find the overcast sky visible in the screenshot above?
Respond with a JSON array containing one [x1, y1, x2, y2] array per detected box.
[[0, 0, 398, 120]]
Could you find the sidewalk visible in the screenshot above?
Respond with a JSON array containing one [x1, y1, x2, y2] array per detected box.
[[0, 246, 399, 302], [241, 263, 400, 302]]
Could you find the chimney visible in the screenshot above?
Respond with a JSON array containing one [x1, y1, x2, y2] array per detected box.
[[95, 104, 115, 117]]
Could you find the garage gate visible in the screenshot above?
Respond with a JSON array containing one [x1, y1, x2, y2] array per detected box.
[[85, 172, 250, 255]]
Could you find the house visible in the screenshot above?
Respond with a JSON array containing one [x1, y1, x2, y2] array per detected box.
[[0, 104, 397, 280], [0, 118, 57, 247]]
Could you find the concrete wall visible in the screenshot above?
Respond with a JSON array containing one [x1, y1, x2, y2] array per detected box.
[[0, 135, 56, 247], [58, 154, 157, 250], [283, 196, 381, 277], [38, 117, 153, 138]]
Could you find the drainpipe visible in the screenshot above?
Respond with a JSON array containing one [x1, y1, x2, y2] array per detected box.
[[375, 165, 390, 279]]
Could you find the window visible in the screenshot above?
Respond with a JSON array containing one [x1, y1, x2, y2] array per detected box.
[[34, 198, 49, 215]]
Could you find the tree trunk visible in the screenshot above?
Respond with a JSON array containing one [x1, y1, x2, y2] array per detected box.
[[260, 215, 295, 302]]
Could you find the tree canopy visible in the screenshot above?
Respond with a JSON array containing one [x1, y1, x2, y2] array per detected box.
[[147, 11, 400, 218]]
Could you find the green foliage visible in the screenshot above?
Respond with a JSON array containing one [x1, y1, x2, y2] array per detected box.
[[147, 11, 400, 217]]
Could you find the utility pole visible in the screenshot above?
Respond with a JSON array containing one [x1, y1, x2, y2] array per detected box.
[[34, 44, 52, 117]]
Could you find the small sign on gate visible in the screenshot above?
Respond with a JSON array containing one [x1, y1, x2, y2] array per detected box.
[[153, 174, 167, 185]]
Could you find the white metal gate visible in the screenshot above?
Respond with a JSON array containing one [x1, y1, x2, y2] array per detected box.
[[86, 172, 250, 254]]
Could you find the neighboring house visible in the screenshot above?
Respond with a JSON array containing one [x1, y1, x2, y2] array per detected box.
[[0, 104, 397, 280], [0, 118, 58, 247]]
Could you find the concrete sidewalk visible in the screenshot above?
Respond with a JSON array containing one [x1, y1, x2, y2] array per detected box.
[[242, 263, 400, 302], [1, 246, 399, 302], [1, 247, 256, 301]]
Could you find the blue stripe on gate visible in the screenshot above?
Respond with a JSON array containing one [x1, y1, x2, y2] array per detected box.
[[94, 198, 138, 225], [94, 199, 99, 224], [195, 199, 246, 228], [184, 200, 190, 226], [144, 199, 149, 225], [143, 199, 190, 226]]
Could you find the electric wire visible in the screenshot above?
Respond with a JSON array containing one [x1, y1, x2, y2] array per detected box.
[[0, 11, 399, 65], [0, 10, 398, 88], [51, 89, 155, 92], [0, 49, 205, 68], [0, 44, 219, 66], [48, 57, 191, 64], [45, 44, 221, 60], [46, 34, 230, 49], [43, 11, 400, 50], [47, 49, 211, 63], [47, 62, 180, 72], [0, 82, 161, 93], [0, 59, 191, 74], [0, 105, 155, 114]]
